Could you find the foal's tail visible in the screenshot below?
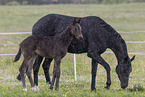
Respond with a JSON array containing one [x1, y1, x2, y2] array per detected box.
[[14, 48, 21, 62]]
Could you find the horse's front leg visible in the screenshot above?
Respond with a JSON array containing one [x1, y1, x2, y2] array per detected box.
[[88, 51, 111, 89], [91, 59, 98, 91], [42, 58, 53, 87], [50, 56, 61, 90]]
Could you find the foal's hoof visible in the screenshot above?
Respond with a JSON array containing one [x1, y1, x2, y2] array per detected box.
[[23, 88, 27, 91], [55, 87, 59, 90], [32, 86, 39, 91], [46, 82, 51, 88], [50, 86, 53, 90]]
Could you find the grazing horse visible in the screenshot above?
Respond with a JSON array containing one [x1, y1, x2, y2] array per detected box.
[[14, 18, 83, 91], [17, 14, 135, 90]]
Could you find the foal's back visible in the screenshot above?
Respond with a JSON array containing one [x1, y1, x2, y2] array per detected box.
[[20, 35, 55, 58]]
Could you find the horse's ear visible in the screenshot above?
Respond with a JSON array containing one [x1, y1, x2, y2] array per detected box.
[[73, 18, 77, 25], [131, 55, 135, 62], [77, 18, 81, 23]]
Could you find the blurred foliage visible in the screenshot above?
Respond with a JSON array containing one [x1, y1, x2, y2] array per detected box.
[[1, 0, 145, 5], [5, 1, 20, 6]]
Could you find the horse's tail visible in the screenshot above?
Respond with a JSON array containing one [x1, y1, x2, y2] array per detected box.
[[14, 48, 21, 62]]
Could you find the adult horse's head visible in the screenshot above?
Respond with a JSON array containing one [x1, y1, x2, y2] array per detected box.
[[70, 18, 83, 40], [116, 55, 135, 89]]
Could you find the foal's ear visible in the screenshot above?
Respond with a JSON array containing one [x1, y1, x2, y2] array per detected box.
[[77, 18, 81, 23], [131, 55, 135, 62], [73, 18, 77, 25]]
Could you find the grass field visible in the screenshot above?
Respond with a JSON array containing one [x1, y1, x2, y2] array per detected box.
[[0, 3, 145, 97]]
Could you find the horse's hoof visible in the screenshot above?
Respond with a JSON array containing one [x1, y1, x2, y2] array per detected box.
[[31, 86, 39, 91], [55, 87, 59, 90], [104, 86, 110, 90], [17, 74, 21, 81], [23, 88, 27, 91], [91, 88, 96, 91], [35, 86, 39, 91]]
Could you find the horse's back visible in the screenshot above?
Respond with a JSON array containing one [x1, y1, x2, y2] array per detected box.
[[32, 14, 120, 54], [32, 14, 113, 38]]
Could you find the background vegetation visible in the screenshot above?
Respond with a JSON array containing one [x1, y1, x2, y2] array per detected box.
[[0, 3, 145, 97], [1, 0, 145, 5]]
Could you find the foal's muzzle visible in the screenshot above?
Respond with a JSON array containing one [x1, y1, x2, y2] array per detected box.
[[77, 35, 83, 40]]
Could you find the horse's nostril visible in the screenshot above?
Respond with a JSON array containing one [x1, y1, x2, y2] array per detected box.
[[121, 84, 128, 89]]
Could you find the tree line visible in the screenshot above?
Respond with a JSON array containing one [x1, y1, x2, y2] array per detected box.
[[1, 0, 145, 5]]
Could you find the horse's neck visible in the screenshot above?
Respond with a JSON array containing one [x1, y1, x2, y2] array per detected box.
[[110, 36, 128, 63], [59, 26, 73, 43]]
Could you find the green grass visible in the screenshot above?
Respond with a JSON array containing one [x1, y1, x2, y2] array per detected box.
[[0, 3, 145, 97]]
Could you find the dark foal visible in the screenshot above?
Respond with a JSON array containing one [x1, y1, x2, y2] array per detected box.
[[14, 18, 83, 91]]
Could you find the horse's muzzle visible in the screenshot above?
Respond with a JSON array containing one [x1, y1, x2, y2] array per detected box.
[[121, 83, 128, 89]]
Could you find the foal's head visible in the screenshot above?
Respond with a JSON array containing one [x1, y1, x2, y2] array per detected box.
[[116, 55, 135, 89], [70, 18, 83, 40]]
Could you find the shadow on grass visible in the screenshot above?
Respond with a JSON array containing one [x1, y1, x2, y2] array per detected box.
[[128, 84, 144, 92], [115, 84, 144, 92]]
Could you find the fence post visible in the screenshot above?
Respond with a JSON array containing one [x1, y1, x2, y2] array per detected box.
[[74, 54, 77, 81]]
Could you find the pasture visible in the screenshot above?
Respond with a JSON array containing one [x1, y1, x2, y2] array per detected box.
[[0, 3, 145, 96]]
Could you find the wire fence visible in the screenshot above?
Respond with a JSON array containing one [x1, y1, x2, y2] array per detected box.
[[0, 31, 145, 56]]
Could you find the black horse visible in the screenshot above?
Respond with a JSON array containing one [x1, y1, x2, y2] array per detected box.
[[17, 14, 135, 90]]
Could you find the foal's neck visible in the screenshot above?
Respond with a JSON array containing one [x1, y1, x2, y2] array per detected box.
[[59, 26, 73, 42]]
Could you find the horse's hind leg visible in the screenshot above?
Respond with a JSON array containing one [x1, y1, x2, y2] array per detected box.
[[33, 55, 43, 86], [26, 57, 36, 90]]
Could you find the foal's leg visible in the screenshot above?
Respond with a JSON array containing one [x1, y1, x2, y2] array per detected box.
[[88, 52, 111, 90], [50, 57, 61, 90], [91, 59, 98, 91], [42, 58, 53, 87], [50, 63, 56, 90], [55, 58, 61, 90], [33, 55, 43, 86], [26, 57, 36, 90], [19, 59, 30, 91]]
